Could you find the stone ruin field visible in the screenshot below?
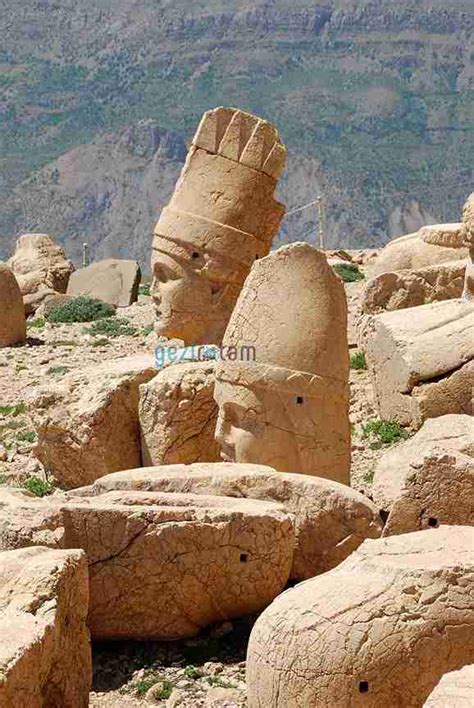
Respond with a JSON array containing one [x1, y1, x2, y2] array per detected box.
[[0, 108, 472, 708]]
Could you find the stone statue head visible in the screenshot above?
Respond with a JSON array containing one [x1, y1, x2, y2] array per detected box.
[[214, 243, 351, 484], [151, 107, 286, 345]]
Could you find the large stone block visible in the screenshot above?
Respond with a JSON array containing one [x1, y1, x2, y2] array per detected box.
[[0, 489, 293, 641], [7, 233, 74, 296], [363, 299, 474, 427], [362, 260, 465, 314], [31, 354, 157, 488], [139, 361, 220, 465], [74, 462, 382, 580], [0, 546, 91, 707], [372, 415, 474, 535], [0, 264, 26, 347], [247, 526, 474, 707], [67, 258, 141, 306]]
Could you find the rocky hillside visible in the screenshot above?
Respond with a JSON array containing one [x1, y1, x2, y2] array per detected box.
[[1, 0, 473, 268]]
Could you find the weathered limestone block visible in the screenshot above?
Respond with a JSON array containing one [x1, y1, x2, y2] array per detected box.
[[362, 260, 465, 314], [31, 354, 157, 489], [67, 258, 141, 306], [461, 192, 474, 301], [0, 489, 293, 640], [139, 361, 220, 465], [0, 264, 26, 347], [74, 463, 382, 580], [0, 546, 91, 707], [373, 223, 467, 276], [247, 526, 474, 708], [214, 243, 351, 483], [372, 415, 474, 535], [364, 299, 474, 427], [8, 233, 74, 296], [151, 107, 286, 346], [424, 665, 474, 707]]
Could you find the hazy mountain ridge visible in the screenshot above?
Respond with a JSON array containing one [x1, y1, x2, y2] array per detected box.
[[0, 0, 473, 267]]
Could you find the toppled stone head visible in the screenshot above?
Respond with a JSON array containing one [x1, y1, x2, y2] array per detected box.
[[462, 192, 474, 300], [214, 243, 351, 484], [8, 233, 74, 296], [151, 107, 286, 345]]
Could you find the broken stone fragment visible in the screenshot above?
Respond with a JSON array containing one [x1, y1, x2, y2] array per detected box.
[[0, 487, 293, 640], [73, 462, 382, 580], [424, 664, 474, 706], [67, 258, 141, 307], [139, 361, 220, 465], [363, 298, 474, 427], [7, 233, 75, 296], [0, 546, 91, 707], [31, 354, 157, 489], [0, 264, 26, 348], [372, 414, 474, 536]]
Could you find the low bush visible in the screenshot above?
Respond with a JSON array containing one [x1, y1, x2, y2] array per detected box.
[[333, 263, 365, 283], [47, 296, 115, 323]]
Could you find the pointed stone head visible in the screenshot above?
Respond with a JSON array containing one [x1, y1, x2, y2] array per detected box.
[[214, 243, 351, 484], [151, 107, 286, 345]]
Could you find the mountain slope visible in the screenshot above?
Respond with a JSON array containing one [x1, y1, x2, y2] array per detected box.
[[0, 0, 473, 266]]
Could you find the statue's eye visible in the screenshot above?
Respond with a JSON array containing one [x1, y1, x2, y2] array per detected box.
[[192, 251, 200, 259]]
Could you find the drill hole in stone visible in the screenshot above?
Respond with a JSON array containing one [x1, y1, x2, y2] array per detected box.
[[296, 396, 304, 405], [359, 681, 369, 694], [428, 517, 439, 528], [192, 251, 200, 259], [240, 553, 248, 563]]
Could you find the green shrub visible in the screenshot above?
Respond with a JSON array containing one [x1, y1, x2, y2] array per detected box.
[[16, 431, 36, 443], [27, 318, 45, 329], [0, 403, 26, 417], [85, 318, 137, 338], [362, 419, 409, 449], [22, 476, 54, 497], [139, 283, 151, 296], [350, 351, 367, 370], [333, 263, 365, 283], [47, 296, 115, 323], [46, 366, 70, 375], [142, 324, 154, 337], [183, 665, 203, 680]]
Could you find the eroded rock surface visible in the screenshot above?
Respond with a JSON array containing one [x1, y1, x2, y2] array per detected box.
[[0, 488, 293, 640], [31, 354, 157, 488], [67, 258, 141, 307], [73, 462, 382, 580], [247, 526, 474, 708], [363, 299, 474, 427], [373, 223, 467, 276], [0, 264, 26, 347], [0, 546, 91, 707], [372, 415, 474, 535], [362, 259, 465, 314], [7, 233, 74, 296], [139, 361, 220, 465], [424, 664, 474, 707]]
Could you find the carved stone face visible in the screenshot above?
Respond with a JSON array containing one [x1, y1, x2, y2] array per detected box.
[[214, 377, 311, 474], [151, 238, 232, 345]]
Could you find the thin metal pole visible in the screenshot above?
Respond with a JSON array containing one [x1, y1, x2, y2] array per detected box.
[[82, 242, 89, 268], [317, 196, 325, 249]]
